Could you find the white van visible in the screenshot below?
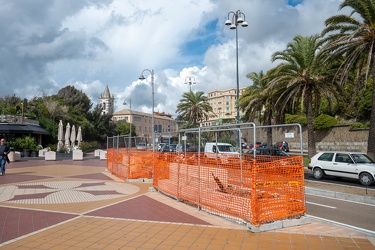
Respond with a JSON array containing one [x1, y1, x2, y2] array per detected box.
[[204, 142, 240, 158]]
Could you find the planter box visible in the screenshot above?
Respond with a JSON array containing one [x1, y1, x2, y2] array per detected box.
[[45, 151, 56, 161], [73, 150, 83, 161]]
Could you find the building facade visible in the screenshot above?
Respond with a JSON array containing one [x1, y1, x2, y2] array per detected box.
[[112, 109, 178, 144], [99, 85, 115, 115], [205, 87, 247, 126]]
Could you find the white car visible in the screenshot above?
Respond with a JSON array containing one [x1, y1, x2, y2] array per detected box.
[[204, 142, 239, 159], [308, 151, 375, 186], [136, 142, 147, 150]]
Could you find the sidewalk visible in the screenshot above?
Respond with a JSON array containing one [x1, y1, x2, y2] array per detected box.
[[0, 157, 373, 249]]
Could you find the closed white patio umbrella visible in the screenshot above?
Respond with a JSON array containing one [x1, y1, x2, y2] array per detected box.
[[65, 122, 71, 148], [70, 125, 76, 148], [57, 120, 64, 151], [76, 126, 82, 147]]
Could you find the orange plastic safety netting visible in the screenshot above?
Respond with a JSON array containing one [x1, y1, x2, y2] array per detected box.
[[106, 149, 305, 226]]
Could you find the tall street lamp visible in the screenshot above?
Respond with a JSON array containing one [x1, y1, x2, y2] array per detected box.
[[225, 10, 248, 123], [184, 76, 196, 92], [139, 69, 155, 152], [123, 98, 132, 149]]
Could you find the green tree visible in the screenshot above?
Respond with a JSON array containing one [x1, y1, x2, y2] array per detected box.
[[321, 0, 375, 159], [176, 91, 213, 127], [268, 35, 339, 158], [86, 104, 114, 143], [239, 70, 275, 146], [116, 121, 135, 136], [56, 85, 92, 114]]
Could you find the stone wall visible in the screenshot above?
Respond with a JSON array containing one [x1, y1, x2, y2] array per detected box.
[[241, 124, 368, 153]]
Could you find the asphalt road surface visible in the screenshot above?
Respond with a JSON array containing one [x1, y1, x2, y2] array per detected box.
[[306, 193, 375, 236]]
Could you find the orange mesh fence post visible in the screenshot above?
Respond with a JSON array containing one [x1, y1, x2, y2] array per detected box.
[[249, 156, 305, 226], [154, 152, 178, 197], [106, 148, 115, 173], [128, 151, 153, 179]]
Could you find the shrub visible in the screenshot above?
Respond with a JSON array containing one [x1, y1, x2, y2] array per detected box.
[[48, 144, 57, 151], [350, 122, 369, 129], [79, 141, 99, 152], [58, 147, 68, 153], [284, 114, 307, 126], [313, 114, 338, 130], [10, 136, 37, 151]]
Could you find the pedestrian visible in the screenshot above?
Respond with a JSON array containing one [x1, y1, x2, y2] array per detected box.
[[0, 138, 10, 175]]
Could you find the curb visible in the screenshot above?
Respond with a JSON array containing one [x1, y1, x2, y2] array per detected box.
[[305, 187, 375, 205]]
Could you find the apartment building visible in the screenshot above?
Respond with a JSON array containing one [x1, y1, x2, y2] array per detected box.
[[205, 87, 247, 126], [112, 109, 178, 143]]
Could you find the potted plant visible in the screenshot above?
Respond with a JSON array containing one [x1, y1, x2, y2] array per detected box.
[[13, 136, 37, 157], [30, 144, 42, 157]]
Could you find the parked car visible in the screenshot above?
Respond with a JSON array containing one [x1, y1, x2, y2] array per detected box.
[[308, 151, 375, 186], [248, 142, 267, 149], [204, 142, 239, 158], [136, 142, 147, 150], [245, 148, 290, 157], [158, 144, 180, 152], [158, 143, 166, 151], [186, 146, 204, 152], [274, 141, 289, 152]]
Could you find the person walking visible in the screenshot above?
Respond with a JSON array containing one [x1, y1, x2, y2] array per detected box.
[[0, 138, 10, 175]]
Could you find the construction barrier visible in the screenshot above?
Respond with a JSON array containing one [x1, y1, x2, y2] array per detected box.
[[106, 149, 305, 226]]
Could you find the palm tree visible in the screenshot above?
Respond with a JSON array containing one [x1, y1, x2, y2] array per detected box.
[[239, 70, 275, 146], [175, 91, 213, 127], [321, 0, 375, 159], [268, 35, 339, 158]]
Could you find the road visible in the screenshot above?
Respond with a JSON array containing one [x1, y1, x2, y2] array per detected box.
[[305, 193, 375, 235]]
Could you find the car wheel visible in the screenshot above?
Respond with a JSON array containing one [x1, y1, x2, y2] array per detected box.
[[359, 172, 374, 186], [313, 168, 324, 180]]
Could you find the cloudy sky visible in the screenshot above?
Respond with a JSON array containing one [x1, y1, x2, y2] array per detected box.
[[0, 0, 346, 117]]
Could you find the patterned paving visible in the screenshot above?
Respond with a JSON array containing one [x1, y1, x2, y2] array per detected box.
[[86, 195, 211, 225], [0, 156, 373, 249]]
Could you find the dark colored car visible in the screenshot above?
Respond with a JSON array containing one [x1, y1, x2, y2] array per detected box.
[[248, 142, 268, 149], [274, 141, 289, 152], [245, 148, 290, 156], [159, 144, 178, 152]]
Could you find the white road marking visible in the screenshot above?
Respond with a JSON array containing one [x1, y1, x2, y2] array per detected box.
[[306, 201, 336, 209], [307, 215, 375, 237]]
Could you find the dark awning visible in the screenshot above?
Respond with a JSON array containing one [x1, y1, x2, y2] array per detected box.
[[0, 123, 50, 135]]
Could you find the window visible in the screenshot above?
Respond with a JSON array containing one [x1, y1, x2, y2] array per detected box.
[[335, 153, 352, 163], [317, 153, 334, 161]]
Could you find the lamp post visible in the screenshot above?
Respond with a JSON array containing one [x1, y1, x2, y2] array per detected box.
[[184, 76, 196, 92], [225, 10, 248, 123], [139, 69, 155, 152], [123, 98, 132, 149]]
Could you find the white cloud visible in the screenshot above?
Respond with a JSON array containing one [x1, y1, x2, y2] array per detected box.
[[0, 0, 344, 118]]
